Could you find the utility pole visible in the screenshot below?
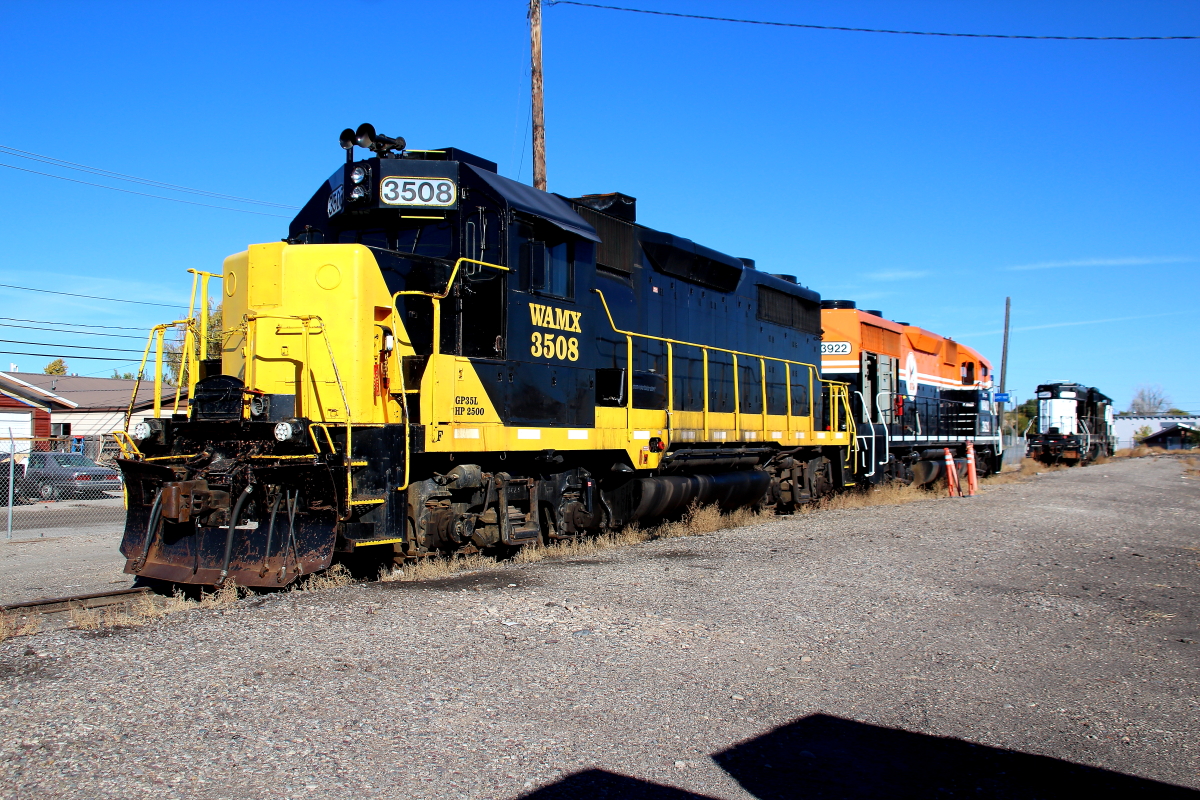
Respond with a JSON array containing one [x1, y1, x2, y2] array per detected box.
[[529, 0, 547, 191], [998, 296, 1011, 438]]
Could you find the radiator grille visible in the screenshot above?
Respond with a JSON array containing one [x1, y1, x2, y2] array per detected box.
[[757, 286, 821, 334], [861, 324, 901, 357], [573, 206, 635, 273]]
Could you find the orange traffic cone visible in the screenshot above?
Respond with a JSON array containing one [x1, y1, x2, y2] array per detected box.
[[965, 441, 979, 497], [943, 448, 961, 497]]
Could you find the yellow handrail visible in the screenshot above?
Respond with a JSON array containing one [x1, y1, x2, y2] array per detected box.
[[386, 256, 509, 491], [242, 312, 359, 516], [110, 429, 141, 458], [390, 256, 509, 302], [591, 287, 851, 443], [124, 270, 222, 433], [592, 288, 823, 377]]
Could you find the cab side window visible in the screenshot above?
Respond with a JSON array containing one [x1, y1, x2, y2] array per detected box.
[[528, 241, 574, 300], [544, 243, 572, 298], [525, 239, 590, 301]]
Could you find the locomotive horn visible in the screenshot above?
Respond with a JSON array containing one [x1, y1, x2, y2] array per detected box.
[[354, 122, 377, 149], [339, 128, 356, 150], [355, 123, 406, 154]]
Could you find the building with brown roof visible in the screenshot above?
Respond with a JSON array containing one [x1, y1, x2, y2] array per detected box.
[[0, 372, 187, 439]]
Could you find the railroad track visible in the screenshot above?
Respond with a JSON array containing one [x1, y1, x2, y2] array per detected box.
[[2, 587, 149, 616]]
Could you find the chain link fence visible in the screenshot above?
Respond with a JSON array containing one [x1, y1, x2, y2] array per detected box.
[[2, 435, 126, 538], [1001, 433, 1026, 469]]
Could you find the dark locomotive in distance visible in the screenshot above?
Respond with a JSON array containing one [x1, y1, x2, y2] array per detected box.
[[115, 124, 1001, 587], [1026, 381, 1115, 465]]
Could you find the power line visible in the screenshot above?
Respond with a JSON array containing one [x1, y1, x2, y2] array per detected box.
[[0, 316, 149, 331], [0, 145, 300, 209], [548, 1, 1200, 40], [0, 282, 185, 309], [0, 162, 293, 218], [0, 350, 181, 363], [0, 338, 157, 354], [0, 322, 148, 340]]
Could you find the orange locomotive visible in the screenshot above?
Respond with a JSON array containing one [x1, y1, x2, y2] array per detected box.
[[818, 300, 1002, 485]]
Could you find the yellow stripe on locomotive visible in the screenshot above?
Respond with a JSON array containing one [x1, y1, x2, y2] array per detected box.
[[219, 241, 852, 470]]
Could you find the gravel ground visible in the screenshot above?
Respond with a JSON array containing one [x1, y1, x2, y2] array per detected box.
[[0, 524, 126, 604], [1, 457, 1197, 799]]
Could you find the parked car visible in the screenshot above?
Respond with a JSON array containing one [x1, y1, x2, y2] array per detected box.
[[0, 453, 32, 503], [19, 452, 122, 501]]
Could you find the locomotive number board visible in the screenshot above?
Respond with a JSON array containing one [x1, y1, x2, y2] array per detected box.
[[380, 177, 457, 208]]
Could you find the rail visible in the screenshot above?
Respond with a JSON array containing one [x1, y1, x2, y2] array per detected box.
[[2, 587, 149, 615]]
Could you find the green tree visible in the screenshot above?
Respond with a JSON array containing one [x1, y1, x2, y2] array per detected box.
[[43, 358, 67, 375], [164, 298, 223, 385], [1165, 407, 1189, 415], [111, 370, 136, 380], [1133, 425, 1153, 442], [1014, 398, 1038, 435]]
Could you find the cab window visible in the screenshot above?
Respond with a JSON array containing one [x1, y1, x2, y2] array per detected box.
[[528, 241, 573, 300]]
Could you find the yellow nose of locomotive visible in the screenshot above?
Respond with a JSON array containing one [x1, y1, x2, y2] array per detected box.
[[221, 242, 405, 425]]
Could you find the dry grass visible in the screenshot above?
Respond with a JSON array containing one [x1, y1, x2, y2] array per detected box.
[[388, 503, 771, 580], [1184, 457, 1200, 478], [813, 480, 932, 510], [0, 611, 40, 642], [379, 553, 499, 582], [377, 502, 773, 582], [981, 457, 1045, 486], [199, 579, 243, 609], [292, 563, 355, 593], [1114, 445, 1171, 459], [66, 589, 197, 631], [68, 603, 103, 630]]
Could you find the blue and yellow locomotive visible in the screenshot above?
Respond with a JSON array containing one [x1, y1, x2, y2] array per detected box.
[[114, 124, 894, 587]]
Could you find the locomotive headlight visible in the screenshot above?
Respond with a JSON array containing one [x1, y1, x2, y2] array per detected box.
[[274, 421, 296, 442], [350, 186, 367, 200], [131, 421, 152, 441], [350, 166, 367, 184]]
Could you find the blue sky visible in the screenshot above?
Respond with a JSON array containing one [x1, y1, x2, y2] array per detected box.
[[0, 1, 1196, 410]]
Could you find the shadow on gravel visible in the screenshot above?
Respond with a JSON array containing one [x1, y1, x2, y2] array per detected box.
[[520, 769, 717, 799], [521, 713, 1198, 799]]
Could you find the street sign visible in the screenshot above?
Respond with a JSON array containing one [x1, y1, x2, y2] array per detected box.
[[994, 392, 1011, 403]]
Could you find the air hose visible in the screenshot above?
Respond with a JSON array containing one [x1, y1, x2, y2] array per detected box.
[[132, 489, 164, 573], [217, 484, 254, 585], [259, 492, 282, 578]]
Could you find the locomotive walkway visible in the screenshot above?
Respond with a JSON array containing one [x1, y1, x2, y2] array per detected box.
[[1, 457, 1197, 798]]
